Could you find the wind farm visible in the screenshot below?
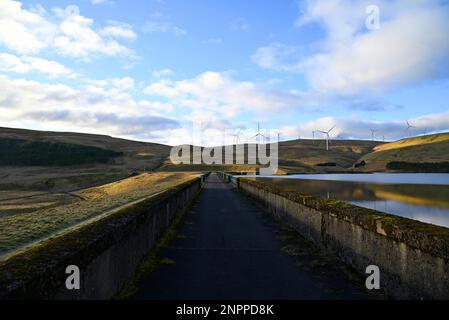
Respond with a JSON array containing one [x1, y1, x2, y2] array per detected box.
[[1, 0, 449, 307]]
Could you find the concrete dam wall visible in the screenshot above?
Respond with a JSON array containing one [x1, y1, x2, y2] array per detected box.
[[221, 173, 449, 299], [0, 174, 208, 300]]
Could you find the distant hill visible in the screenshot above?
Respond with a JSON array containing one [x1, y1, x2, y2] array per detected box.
[[159, 139, 382, 174], [0, 138, 123, 166], [0, 127, 171, 191], [0, 125, 420, 191], [0, 126, 171, 170], [277, 139, 381, 173], [358, 132, 449, 172]]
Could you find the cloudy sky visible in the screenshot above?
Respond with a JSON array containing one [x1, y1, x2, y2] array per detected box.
[[1, 0, 449, 146]]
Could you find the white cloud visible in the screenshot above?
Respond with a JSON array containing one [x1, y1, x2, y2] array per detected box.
[[144, 71, 305, 118], [0, 53, 30, 73], [253, 0, 449, 95], [91, 0, 112, 5], [0, 1, 135, 59], [100, 21, 137, 41], [0, 53, 76, 78], [142, 13, 186, 36], [152, 68, 174, 79], [111, 77, 135, 90], [53, 13, 133, 59], [252, 43, 302, 72], [0, 0, 57, 54], [0, 75, 178, 140]]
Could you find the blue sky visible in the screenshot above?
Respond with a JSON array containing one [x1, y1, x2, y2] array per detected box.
[[1, 0, 449, 145]]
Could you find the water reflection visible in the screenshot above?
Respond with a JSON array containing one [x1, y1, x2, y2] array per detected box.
[[256, 178, 449, 228]]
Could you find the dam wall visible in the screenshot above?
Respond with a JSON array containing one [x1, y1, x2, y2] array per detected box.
[[220, 173, 449, 299], [0, 174, 209, 300]]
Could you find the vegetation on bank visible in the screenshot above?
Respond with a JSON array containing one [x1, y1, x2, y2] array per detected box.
[[386, 161, 449, 173], [0, 138, 123, 166], [359, 132, 449, 172], [0, 172, 200, 260]]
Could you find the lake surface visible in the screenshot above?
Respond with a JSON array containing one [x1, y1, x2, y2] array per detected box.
[[249, 174, 449, 228]]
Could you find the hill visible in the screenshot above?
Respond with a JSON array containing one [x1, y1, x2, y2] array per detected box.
[[277, 139, 381, 173], [357, 132, 449, 172], [159, 139, 382, 174], [0, 126, 386, 190], [0, 138, 123, 166], [0, 126, 170, 166], [0, 127, 171, 191]]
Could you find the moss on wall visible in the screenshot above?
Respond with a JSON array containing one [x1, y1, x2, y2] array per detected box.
[[239, 178, 449, 259], [0, 177, 203, 299]]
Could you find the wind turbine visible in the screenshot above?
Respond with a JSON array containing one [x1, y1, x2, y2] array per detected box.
[[264, 128, 272, 143], [265, 132, 271, 143], [232, 128, 242, 145], [370, 128, 377, 141], [253, 122, 266, 144], [405, 120, 416, 137], [318, 125, 336, 151]]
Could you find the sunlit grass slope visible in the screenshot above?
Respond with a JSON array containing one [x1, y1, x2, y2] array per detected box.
[[359, 132, 449, 171], [0, 172, 200, 260]]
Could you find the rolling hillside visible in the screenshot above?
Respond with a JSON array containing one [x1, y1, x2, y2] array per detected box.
[[0, 127, 172, 191], [0, 127, 171, 167], [0, 126, 390, 191], [159, 139, 382, 174], [358, 132, 449, 172], [0, 138, 123, 166], [277, 139, 381, 173]]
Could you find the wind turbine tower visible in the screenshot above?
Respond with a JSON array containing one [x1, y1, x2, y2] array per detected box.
[[406, 121, 416, 137], [232, 129, 242, 145], [253, 122, 266, 144], [318, 125, 336, 151], [370, 128, 377, 141]]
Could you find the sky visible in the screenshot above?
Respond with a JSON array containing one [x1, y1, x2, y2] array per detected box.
[[0, 0, 449, 146]]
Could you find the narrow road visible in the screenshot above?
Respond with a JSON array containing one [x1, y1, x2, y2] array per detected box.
[[136, 173, 371, 300]]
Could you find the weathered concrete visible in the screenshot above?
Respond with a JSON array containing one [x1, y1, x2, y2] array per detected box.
[[229, 174, 449, 299], [0, 175, 208, 300]]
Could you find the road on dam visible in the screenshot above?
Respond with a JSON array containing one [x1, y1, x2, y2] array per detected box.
[[136, 173, 373, 300]]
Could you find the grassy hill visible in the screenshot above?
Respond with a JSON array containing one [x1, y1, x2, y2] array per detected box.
[[0, 126, 390, 190], [277, 139, 381, 173], [0, 138, 123, 166], [0, 172, 200, 259], [0, 126, 171, 168], [159, 139, 382, 174], [358, 132, 449, 172], [0, 127, 172, 191]]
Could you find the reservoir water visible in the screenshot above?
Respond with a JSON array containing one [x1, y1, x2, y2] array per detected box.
[[249, 173, 449, 228]]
